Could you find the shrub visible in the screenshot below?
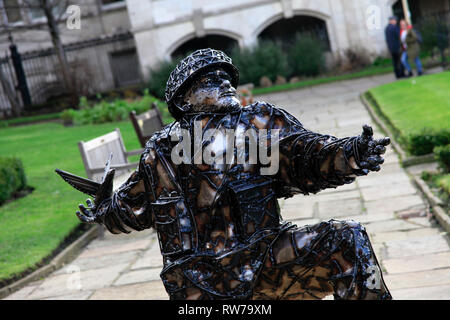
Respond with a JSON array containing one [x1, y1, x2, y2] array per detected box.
[[403, 128, 450, 156], [0, 157, 27, 205], [60, 90, 171, 126], [147, 59, 181, 99], [417, 19, 449, 55], [372, 56, 391, 67], [60, 109, 77, 125], [231, 41, 288, 85], [338, 47, 372, 72], [435, 174, 450, 195], [287, 35, 325, 77], [434, 144, 450, 173]]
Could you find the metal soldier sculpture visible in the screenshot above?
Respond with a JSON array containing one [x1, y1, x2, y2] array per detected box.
[[57, 49, 392, 300]]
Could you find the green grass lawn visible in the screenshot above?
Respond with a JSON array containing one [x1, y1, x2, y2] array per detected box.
[[368, 71, 450, 137], [0, 120, 142, 282], [253, 65, 392, 95], [0, 112, 62, 127]]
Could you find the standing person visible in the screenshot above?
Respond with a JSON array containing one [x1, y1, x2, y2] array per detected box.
[[385, 16, 404, 79], [400, 19, 412, 77], [400, 20, 424, 76]]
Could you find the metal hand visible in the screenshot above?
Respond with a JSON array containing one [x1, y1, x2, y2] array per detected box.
[[76, 169, 115, 224], [76, 198, 97, 224], [357, 125, 390, 174]]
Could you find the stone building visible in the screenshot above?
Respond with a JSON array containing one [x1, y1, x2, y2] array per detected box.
[[0, 0, 131, 52], [0, 0, 139, 113], [127, 0, 449, 78], [0, 0, 448, 114]]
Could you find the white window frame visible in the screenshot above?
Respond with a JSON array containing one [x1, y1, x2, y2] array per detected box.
[[101, 0, 126, 12], [0, 0, 26, 26]]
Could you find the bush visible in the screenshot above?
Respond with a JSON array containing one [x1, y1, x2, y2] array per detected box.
[[434, 144, 450, 173], [60, 90, 171, 126], [337, 47, 372, 72], [403, 128, 450, 156], [147, 59, 181, 99], [417, 19, 449, 55], [0, 157, 27, 205], [287, 35, 325, 77], [372, 56, 391, 67], [60, 109, 77, 125], [231, 41, 288, 85]]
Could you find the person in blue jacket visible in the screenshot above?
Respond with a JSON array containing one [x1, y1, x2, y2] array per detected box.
[[385, 16, 405, 79]]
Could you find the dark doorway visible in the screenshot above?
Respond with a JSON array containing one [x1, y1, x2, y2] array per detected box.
[[170, 35, 239, 60], [109, 48, 141, 88], [391, 0, 437, 23], [258, 15, 331, 51]]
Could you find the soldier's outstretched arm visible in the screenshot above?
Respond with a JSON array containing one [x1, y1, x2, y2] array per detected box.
[[76, 152, 156, 234], [274, 109, 390, 195]]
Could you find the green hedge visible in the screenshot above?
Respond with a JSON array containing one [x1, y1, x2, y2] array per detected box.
[[231, 41, 288, 85], [287, 35, 325, 77], [147, 59, 181, 99], [401, 128, 450, 156], [60, 90, 172, 126], [0, 157, 27, 205], [434, 144, 450, 173], [146, 37, 327, 90]]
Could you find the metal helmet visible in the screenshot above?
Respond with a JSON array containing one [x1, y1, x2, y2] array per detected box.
[[165, 48, 239, 119]]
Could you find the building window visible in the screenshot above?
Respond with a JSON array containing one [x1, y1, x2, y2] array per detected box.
[[101, 0, 125, 11], [3, 0, 22, 23], [26, 0, 65, 22], [102, 0, 124, 5], [27, 0, 45, 20]]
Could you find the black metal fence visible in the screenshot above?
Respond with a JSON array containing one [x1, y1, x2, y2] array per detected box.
[[0, 32, 141, 117]]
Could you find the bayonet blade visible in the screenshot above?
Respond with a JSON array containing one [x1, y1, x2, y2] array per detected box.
[[55, 169, 101, 197], [101, 153, 113, 184]]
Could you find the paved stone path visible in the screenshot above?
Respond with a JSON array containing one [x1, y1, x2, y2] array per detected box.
[[6, 72, 450, 300]]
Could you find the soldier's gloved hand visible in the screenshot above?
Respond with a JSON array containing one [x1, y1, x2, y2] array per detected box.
[[356, 125, 390, 175], [76, 169, 115, 224], [76, 198, 100, 224]]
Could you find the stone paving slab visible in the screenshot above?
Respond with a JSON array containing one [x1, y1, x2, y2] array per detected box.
[[115, 268, 162, 286], [78, 239, 151, 259], [357, 172, 411, 188], [42, 291, 93, 300], [281, 206, 315, 221], [364, 219, 425, 234], [131, 244, 164, 270], [85, 229, 154, 249], [4, 284, 40, 300], [317, 198, 363, 218], [360, 184, 418, 202], [383, 252, 450, 274], [27, 263, 129, 300], [364, 195, 425, 215], [90, 281, 168, 300], [338, 212, 396, 224], [54, 250, 139, 275], [384, 234, 450, 259], [391, 284, 450, 300], [383, 268, 450, 290], [370, 227, 444, 244]]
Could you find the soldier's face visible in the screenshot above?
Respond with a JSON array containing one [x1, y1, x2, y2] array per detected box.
[[184, 68, 241, 113]]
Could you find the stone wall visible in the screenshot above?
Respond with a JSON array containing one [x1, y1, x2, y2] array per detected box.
[[126, 0, 397, 79], [0, 0, 131, 54]]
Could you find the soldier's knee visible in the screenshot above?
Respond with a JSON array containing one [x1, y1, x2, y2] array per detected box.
[[328, 219, 364, 231], [327, 219, 368, 247]]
